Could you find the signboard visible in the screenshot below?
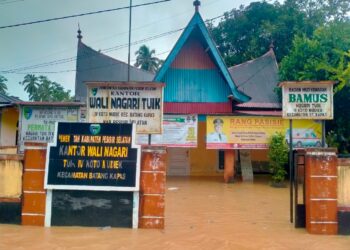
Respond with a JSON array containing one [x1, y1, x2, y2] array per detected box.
[[281, 83, 334, 119], [87, 82, 164, 134], [19, 106, 80, 153], [137, 115, 198, 147], [44, 122, 140, 191], [206, 116, 321, 149]]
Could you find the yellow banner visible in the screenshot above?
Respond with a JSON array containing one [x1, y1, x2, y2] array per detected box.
[[206, 116, 321, 149]]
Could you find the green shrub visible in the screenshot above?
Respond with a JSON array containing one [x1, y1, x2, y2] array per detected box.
[[268, 132, 289, 184]]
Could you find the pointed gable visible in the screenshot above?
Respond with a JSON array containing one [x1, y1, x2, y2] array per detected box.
[[154, 13, 250, 104], [75, 41, 154, 102], [171, 32, 216, 69]]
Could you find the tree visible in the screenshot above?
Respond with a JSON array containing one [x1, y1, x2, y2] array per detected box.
[[19, 74, 72, 102], [279, 21, 350, 87], [208, 1, 310, 65], [291, 0, 350, 22], [327, 86, 350, 153], [268, 132, 289, 186], [0, 75, 8, 95], [19, 74, 40, 100], [134, 45, 161, 73], [279, 21, 350, 153], [208, 0, 350, 67]]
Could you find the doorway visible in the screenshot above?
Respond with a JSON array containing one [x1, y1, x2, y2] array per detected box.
[[167, 148, 190, 176]]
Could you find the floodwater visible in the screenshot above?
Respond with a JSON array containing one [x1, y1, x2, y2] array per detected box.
[[1, 176, 349, 249]]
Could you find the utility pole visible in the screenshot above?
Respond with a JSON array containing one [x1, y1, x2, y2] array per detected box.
[[127, 0, 132, 81]]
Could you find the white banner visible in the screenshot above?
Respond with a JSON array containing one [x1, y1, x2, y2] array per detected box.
[[87, 82, 164, 134], [137, 115, 197, 147], [19, 106, 80, 153], [282, 83, 334, 119]]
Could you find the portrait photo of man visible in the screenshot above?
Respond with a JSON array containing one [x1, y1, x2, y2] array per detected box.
[[207, 118, 227, 143]]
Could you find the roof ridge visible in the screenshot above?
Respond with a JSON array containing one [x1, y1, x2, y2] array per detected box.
[[229, 48, 275, 70], [78, 41, 154, 76], [0, 92, 22, 103]]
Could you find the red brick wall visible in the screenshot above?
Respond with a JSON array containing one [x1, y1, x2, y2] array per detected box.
[[22, 143, 47, 226], [305, 148, 338, 234], [139, 146, 167, 229]]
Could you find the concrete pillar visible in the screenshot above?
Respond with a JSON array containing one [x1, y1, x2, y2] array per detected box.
[[22, 143, 47, 226], [337, 158, 350, 235], [224, 150, 235, 183], [305, 148, 337, 234], [139, 146, 167, 229]]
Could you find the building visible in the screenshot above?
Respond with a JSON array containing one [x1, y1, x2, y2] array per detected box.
[[74, 28, 154, 102], [74, 2, 319, 181], [0, 93, 21, 149]]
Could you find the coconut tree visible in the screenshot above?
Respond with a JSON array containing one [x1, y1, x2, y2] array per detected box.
[[37, 76, 54, 101], [134, 45, 161, 73], [0, 75, 8, 95], [19, 74, 40, 101], [19, 74, 72, 101]]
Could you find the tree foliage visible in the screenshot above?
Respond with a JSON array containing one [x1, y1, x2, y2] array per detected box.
[[326, 86, 350, 153], [279, 21, 350, 87], [278, 21, 350, 153], [134, 45, 161, 73], [0, 75, 8, 95], [208, 0, 350, 66], [268, 132, 289, 184], [19, 74, 72, 102]]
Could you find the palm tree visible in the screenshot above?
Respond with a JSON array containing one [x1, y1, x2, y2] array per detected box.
[[37, 76, 54, 101], [134, 45, 161, 73], [19, 74, 39, 100], [0, 75, 8, 95]]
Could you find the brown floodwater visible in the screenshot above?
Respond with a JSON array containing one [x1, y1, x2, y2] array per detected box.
[[1, 176, 349, 249]]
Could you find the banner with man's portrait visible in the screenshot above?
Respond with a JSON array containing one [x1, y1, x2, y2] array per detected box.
[[206, 116, 322, 149]]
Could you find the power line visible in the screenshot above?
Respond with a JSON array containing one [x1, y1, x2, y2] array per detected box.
[[0, 28, 182, 73], [0, 0, 23, 5], [1, 14, 224, 74], [13, 49, 172, 75], [3, 1, 216, 69], [0, 0, 171, 29]]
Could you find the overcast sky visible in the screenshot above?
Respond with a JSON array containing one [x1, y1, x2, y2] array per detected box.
[[0, 0, 275, 100]]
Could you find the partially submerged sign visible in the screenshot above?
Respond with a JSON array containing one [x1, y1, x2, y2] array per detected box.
[[44, 122, 140, 191], [86, 82, 164, 134], [280, 81, 335, 119], [18, 104, 83, 153]]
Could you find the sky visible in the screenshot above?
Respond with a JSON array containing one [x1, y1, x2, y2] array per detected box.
[[0, 0, 274, 100]]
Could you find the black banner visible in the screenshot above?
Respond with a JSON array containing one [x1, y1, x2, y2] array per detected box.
[[46, 122, 139, 190]]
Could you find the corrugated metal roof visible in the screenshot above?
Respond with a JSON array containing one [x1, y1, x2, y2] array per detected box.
[[16, 101, 84, 107], [171, 33, 216, 69], [0, 93, 21, 104], [229, 49, 280, 107], [164, 102, 232, 114], [75, 41, 154, 102], [0, 104, 14, 108]]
